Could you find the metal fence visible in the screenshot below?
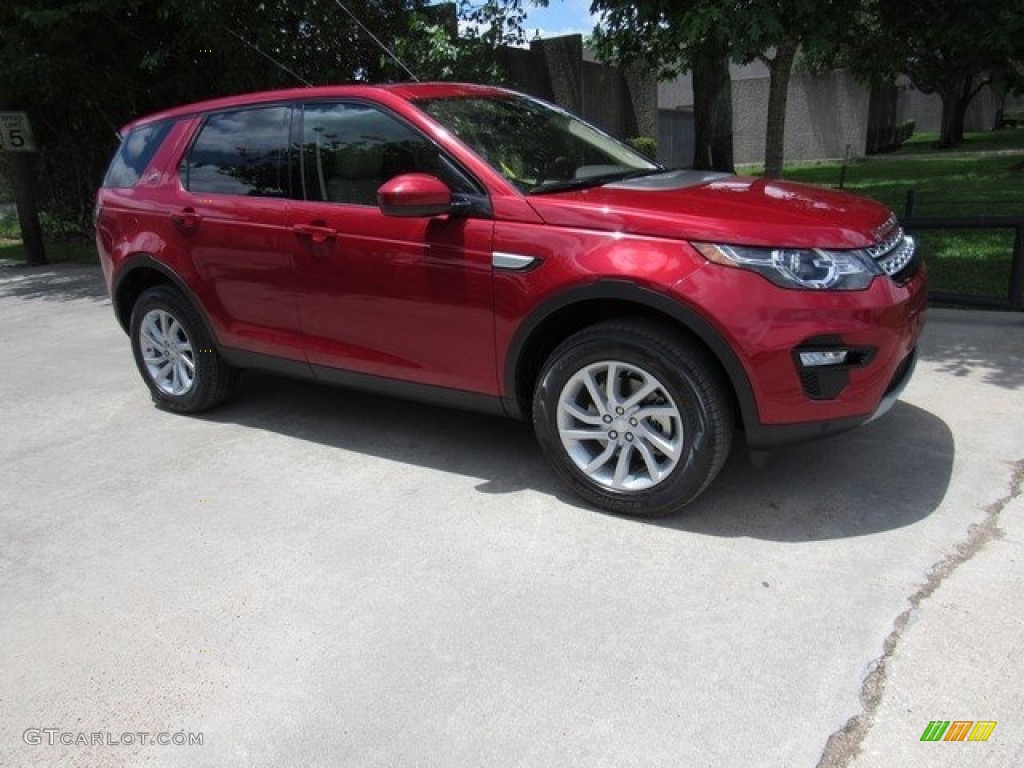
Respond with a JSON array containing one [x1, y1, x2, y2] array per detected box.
[[900, 190, 1024, 311]]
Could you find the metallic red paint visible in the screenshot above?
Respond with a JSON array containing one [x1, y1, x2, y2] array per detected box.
[[96, 83, 927, 453]]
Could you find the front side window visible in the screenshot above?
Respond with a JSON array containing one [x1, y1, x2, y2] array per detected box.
[[181, 106, 291, 197], [418, 94, 659, 194], [299, 102, 473, 206], [103, 121, 172, 188]]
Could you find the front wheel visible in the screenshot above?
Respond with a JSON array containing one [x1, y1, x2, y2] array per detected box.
[[130, 285, 237, 413], [532, 320, 734, 517]]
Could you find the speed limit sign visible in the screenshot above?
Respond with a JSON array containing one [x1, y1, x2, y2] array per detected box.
[[0, 112, 35, 152]]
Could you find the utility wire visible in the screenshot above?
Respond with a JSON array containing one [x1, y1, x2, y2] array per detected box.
[[222, 26, 314, 87], [332, 0, 420, 82]]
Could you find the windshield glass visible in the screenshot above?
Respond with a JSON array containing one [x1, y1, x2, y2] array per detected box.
[[417, 94, 659, 194]]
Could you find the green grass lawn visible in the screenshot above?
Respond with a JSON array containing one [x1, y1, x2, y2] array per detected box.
[[779, 127, 1024, 301], [0, 237, 98, 265], [781, 129, 1024, 217]]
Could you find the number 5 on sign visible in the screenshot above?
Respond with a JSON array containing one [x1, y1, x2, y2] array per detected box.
[[0, 112, 35, 152]]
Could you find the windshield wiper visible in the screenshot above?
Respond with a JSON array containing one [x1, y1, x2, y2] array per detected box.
[[528, 168, 664, 196]]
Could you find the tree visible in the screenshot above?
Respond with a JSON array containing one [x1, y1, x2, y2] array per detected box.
[[592, 0, 863, 177], [392, 1, 547, 82], [835, 0, 1024, 148], [0, 1, 427, 232], [591, 2, 735, 173]]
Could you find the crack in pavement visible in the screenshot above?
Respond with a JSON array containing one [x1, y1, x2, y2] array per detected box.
[[816, 458, 1024, 768]]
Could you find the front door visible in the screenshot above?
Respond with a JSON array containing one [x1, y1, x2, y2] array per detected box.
[[288, 101, 497, 396]]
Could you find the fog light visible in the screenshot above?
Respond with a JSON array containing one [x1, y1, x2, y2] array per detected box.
[[799, 350, 849, 367]]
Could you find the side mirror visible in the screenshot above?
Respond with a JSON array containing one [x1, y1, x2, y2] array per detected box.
[[378, 173, 453, 218]]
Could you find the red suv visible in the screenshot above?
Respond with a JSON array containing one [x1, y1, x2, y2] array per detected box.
[[96, 83, 926, 516]]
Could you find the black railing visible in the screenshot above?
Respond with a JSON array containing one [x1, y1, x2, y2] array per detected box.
[[901, 190, 1024, 311]]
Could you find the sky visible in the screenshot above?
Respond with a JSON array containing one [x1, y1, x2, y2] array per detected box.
[[521, 0, 602, 40]]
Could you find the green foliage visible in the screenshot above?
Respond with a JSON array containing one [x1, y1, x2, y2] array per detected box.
[[0, 238, 98, 265], [781, 142, 1024, 300], [0, 0, 557, 235], [900, 127, 1024, 154], [0, 1, 430, 233], [895, 120, 916, 146], [591, 1, 861, 75], [825, 0, 1024, 147], [591, 1, 864, 176], [0, 205, 18, 239], [626, 136, 657, 160], [391, 1, 547, 83], [781, 146, 1024, 216]]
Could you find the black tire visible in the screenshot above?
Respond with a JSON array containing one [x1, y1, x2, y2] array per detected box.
[[129, 285, 238, 413], [532, 319, 734, 517]]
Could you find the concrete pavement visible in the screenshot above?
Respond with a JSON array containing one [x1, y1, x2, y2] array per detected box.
[[0, 263, 1021, 767]]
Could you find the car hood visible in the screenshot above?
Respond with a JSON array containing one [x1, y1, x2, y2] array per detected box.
[[525, 171, 897, 249]]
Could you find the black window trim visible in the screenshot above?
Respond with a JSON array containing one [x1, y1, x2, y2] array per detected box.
[[175, 97, 492, 217], [178, 103, 297, 201]]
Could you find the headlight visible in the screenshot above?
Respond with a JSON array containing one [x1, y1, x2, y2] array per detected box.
[[693, 242, 883, 291]]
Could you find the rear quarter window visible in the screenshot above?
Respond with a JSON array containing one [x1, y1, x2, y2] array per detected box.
[[181, 106, 291, 197], [102, 121, 173, 188]]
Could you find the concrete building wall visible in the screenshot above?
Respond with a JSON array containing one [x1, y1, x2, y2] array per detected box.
[[730, 71, 870, 165], [501, 35, 659, 144], [657, 109, 695, 167], [896, 80, 1016, 134], [657, 63, 871, 165], [501, 35, 1021, 169]]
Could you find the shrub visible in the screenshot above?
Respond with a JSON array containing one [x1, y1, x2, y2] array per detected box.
[[626, 136, 658, 160], [895, 120, 916, 145]]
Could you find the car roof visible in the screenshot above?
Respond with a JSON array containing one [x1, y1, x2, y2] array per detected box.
[[120, 82, 516, 134]]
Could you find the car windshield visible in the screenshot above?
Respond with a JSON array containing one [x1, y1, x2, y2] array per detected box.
[[417, 93, 660, 194]]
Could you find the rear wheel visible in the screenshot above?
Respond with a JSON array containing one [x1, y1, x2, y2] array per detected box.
[[532, 320, 733, 517], [130, 286, 237, 413]]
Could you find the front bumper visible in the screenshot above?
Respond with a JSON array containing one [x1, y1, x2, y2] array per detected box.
[[743, 345, 918, 450], [673, 260, 927, 450]]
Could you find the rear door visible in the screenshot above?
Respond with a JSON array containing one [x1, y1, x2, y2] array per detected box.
[[288, 100, 498, 395], [174, 105, 305, 360]]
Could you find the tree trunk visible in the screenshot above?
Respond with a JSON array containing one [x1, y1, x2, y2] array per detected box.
[[8, 152, 48, 267], [763, 41, 798, 179], [937, 77, 976, 148], [691, 45, 734, 173]]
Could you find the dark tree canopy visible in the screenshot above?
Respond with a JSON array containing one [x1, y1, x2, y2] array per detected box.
[[591, 1, 735, 173], [834, 0, 1024, 147], [0, 0, 539, 231], [0, 1, 433, 229], [592, 0, 863, 177]]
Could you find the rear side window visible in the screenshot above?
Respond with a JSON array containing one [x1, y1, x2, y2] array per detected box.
[[103, 121, 172, 188], [181, 106, 291, 197]]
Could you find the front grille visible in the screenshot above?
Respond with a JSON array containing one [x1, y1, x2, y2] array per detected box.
[[867, 226, 918, 282]]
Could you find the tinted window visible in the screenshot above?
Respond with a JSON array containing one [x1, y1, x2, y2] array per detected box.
[[419, 95, 657, 194], [182, 107, 291, 197], [299, 102, 472, 205], [103, 121, 172, 188]]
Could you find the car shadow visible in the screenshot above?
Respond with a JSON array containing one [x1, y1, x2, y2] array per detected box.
[[203, 371, 954, 543], [661, 401, 954, 541]]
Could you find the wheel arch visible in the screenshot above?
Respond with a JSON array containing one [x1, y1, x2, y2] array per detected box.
[[503, 280, 758, 433], [112, 256, 216, 344]]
